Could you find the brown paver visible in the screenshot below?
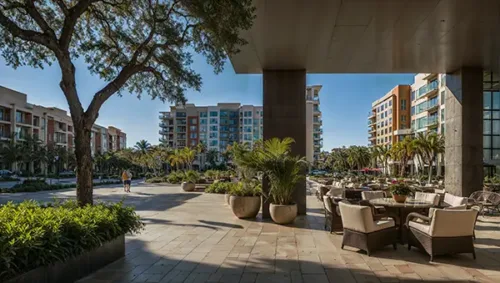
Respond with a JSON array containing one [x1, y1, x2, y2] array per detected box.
[[9, 183, 497, 283]]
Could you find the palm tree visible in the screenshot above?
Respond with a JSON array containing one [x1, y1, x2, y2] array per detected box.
[[168, 149, 185, 171], [182, 147, 196, 170], [390, 137, 416, 177], [195, 142, 207, 170], [134, 140, 151, 154], [206, 149, 219, 168], [0, 139, 22, 172], [415, 132, 444, 183]]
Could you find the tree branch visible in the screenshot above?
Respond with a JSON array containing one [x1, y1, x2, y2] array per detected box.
[[59, 0, 97, 49], [25, 0, 57, 38], [0, 10, 59, 51], [54, 0, 69, 16]]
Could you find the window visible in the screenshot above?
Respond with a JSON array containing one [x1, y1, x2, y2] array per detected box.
[[190, 133, 197, 139], [209, 140, 218, 146], [411, 91, 415, 101], [200, 112, 208, 118], [210, 111, 218, 117], [401, 115, 406, 122], [440, 91, 445, 104], [210, 125, 218, 131], [209, 118, 218, 124], [200, 126, 207, 132], [209, 132, 218, 139], [189, 126, 197, 131], [200, 119, 207, 125], [389, 100, 392, 106], [189, 118, 197, 125], [411, 106, 415, 115], [401, 99, 407, 110]]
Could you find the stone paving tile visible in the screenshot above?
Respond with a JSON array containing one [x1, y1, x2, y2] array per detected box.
[[13, 183, 497, 283]]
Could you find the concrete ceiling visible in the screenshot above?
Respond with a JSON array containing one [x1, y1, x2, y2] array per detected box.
[[229, 0, 500, 74]]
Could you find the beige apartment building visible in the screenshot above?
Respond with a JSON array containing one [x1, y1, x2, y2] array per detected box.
[[159, 85, 324, 164], [0, 86, 127, 171]]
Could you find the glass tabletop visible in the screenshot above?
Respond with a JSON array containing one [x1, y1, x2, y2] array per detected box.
[[369, 197, 434, 208]]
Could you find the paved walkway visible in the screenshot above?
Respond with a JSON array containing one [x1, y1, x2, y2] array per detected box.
[[2, 183, 500, 282]]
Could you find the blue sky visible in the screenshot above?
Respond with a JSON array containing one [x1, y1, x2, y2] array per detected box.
[[0, 55, 415, 151]]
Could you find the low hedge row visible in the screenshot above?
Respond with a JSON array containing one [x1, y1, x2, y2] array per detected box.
[[0, 200, 144, 281], [0, 180, 122, 193], [204, 181, 234, 194]]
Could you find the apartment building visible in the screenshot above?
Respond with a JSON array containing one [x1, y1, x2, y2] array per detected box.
[[159, 86, 323, 163], [410, 73, 446, 136], [368, 85, 412, 146], [0, 86, 126, 168]]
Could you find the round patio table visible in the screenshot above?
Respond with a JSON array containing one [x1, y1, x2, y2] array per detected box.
[[369, 198, 434, 244]]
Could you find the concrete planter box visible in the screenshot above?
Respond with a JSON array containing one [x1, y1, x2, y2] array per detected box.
[[270, 203, 297, 224], [229, 195, 261, 218], [7, 235, 125, 283]]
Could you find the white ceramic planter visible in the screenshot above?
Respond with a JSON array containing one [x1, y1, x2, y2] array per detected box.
[[181, 182, 195, 192]]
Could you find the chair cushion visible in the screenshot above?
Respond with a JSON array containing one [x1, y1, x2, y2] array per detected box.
[[430, 209, 478, 237], [444, 193, 467, 206], [415, 192, 440, 206], [361, 191, 385, 200], [409, 220, 431, 235], [338, 202, 394, 233], [428, 205, 467, 217]]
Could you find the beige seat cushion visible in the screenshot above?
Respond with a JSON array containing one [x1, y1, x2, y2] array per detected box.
[[415, 192, 440, 206], [409, 220, 431, 235], [338, 202, 394, 233], [428, 205, 467, 218], [444, 193, 467, 206], [430, 209, 478, 237], [361, 191, 385, 200]]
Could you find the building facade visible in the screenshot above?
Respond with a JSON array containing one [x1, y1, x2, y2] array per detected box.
[[159, 86, 323, 163], [368, 85, 412, 146], [0, 86, 126, 170], [369, 72, 500, 169]]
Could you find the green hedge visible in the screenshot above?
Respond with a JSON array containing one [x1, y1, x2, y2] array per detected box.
[[0, 176, 19, 182], [0, 200, 144, 281], [0, 180, 122, 193], [205, 181, 235, 194], [145, 170, 203, 184]]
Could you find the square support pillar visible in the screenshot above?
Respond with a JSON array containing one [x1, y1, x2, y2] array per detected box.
[[444, 67, 483, 197], [262, 70, 307, 217]]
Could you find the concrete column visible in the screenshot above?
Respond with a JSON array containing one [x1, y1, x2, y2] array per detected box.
[[444, 67, 483, 197], [263, 70, 307, 217]]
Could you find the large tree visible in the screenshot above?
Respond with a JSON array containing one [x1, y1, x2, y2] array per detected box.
[[0, 0, 254, 205]]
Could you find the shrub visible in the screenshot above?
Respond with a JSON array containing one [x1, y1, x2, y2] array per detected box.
[[0, 176, 19, 182], [0, 200, 144, 281], [227, 182, 262, 197], [167, 171, 185, 184], [205, 181, 233, 194], [22, 178, 46, 185], [0, 180, 121, 194], [184, 170, 200, 183], [145, 176, 168, 183]]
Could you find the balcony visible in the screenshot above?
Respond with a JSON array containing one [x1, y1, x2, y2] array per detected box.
[[369, 128, 376, 133], [313, 128, 323, 134], [427, 103, 439, 113], [416, 80, 439, 99], [393, 128, 413, 136], [159, 113, 172, 119], [422, 73, 438, 81], [313, 118, 322, 124], [368, 112, 375, 119], [369, 135, 376, 140]]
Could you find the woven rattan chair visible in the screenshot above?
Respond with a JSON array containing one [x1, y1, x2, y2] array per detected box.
[[323, 196, 344, 234], [339, 202, 397, 256], [406, 209, 478, 261], [414, 192, 441, 206]]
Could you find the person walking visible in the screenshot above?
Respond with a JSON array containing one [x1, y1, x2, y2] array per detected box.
[[122, 170, 132, 192]]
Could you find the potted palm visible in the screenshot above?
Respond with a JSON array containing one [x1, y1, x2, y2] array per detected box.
[[388, 182, 412, 203], [234, 138, 307, 224], [228, 181, 262, 218], [181, 170, 199, 192]]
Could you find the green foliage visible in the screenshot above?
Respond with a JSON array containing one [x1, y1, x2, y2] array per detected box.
[[167, 171, 186, 184], [0, 176, 19, 182], [388, 183, 413, 196], [234, 137, 308, 205], [184, 170, 200, 183], [204, 170, 232, 180], [205, 181, 233, 194], [0, 181, 121, 193], [145, 176, 168, 183], [145, 170, 201, 184], [227, 182, 262, 197], [0, 200, 144, 281]]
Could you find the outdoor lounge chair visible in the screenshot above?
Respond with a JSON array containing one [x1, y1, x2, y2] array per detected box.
[[414, 192, 440, 206], [361, 191, 387, 214], [443, 193, 467, 207], [339, 202, 397, 256], [406, 209, 478, 261], [468, 191, 500, 215], [323, 196, 344, 233]]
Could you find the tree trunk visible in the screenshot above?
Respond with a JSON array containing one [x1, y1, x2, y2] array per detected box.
[[74, 125, 93, 206], [427, 159, 433, 184]]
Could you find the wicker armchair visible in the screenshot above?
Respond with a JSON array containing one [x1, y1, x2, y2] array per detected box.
[[406, 209, 478, 261], [339, 202, 397, 256], [323, 196, 344, 234], [361, 191, 387, 214], [414, 192, 441, 206], [468, 191, 500, 215]]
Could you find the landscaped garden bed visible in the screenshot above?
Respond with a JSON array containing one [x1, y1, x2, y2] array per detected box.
[[0, 179, 122, 193], [0, 200, 144, 282]]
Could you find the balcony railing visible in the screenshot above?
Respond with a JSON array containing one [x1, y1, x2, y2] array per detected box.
[[416, 80, 439, 99]]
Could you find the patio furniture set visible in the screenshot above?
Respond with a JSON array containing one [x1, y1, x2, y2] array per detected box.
[[319, 185, 500, 262]]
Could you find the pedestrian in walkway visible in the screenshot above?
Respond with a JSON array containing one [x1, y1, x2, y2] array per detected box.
[[122, 170, 132, 192]]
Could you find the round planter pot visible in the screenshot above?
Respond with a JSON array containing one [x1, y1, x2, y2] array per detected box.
[[392, 194, 407, 203], [181, 182, 195, 192], [230, 195, 261, 219], [224, 193, 231, 205], [270, 203, 297, 224]]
